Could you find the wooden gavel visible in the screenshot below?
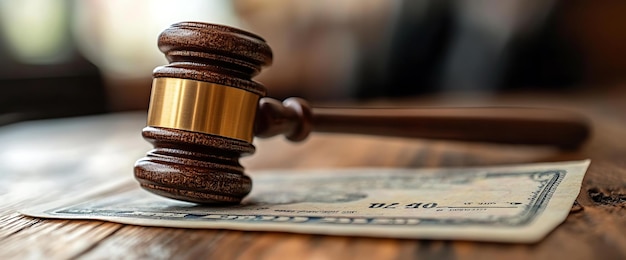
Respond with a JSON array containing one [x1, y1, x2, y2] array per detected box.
[[134, 22, 590, 205]]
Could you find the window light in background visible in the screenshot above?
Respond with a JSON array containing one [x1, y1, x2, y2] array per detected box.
[[72, 0, 241, 80]]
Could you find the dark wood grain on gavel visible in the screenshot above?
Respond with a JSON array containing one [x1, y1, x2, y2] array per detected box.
[[255, 97, 590, 148], [134, 21, 590, 205]]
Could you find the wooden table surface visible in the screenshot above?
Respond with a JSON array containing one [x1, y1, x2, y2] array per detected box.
[[1, 88, 625, 259]]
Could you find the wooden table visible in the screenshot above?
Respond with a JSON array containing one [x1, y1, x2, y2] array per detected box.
[[1, 87, 625, 259]]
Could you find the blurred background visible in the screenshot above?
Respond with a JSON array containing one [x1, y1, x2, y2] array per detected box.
[[1, 0, 625, 125]]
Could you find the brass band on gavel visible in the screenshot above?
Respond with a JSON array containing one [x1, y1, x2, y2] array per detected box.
[[146, 77, 260, 143]]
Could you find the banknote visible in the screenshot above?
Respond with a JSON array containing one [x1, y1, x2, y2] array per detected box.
[[20, 160, 590, 243]]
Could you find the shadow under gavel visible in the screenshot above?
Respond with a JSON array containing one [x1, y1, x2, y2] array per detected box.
[[134, 22, 590, 205]]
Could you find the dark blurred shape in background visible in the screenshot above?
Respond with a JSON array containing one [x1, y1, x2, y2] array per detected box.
[[0, 0, 106, 125], [1, 0, 625, 125]]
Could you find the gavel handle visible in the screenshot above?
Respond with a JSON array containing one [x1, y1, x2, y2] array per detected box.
[[254, 97, 591, 149]]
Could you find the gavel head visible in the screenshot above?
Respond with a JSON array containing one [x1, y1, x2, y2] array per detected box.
[[133, 22, 273, 204]]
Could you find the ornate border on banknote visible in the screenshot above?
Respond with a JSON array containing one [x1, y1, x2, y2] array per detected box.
[[21, 160, 590, 242], [46, 170, 564, 228]]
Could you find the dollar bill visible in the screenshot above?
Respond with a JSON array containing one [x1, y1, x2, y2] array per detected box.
[[20, 160, 590, 243]]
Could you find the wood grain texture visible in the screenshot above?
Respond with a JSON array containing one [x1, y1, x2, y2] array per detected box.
[[138, 21, 273, 204], [0, 88, 625, 259], [134, 127, 254, 204], [154, 21, 271, 96]]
